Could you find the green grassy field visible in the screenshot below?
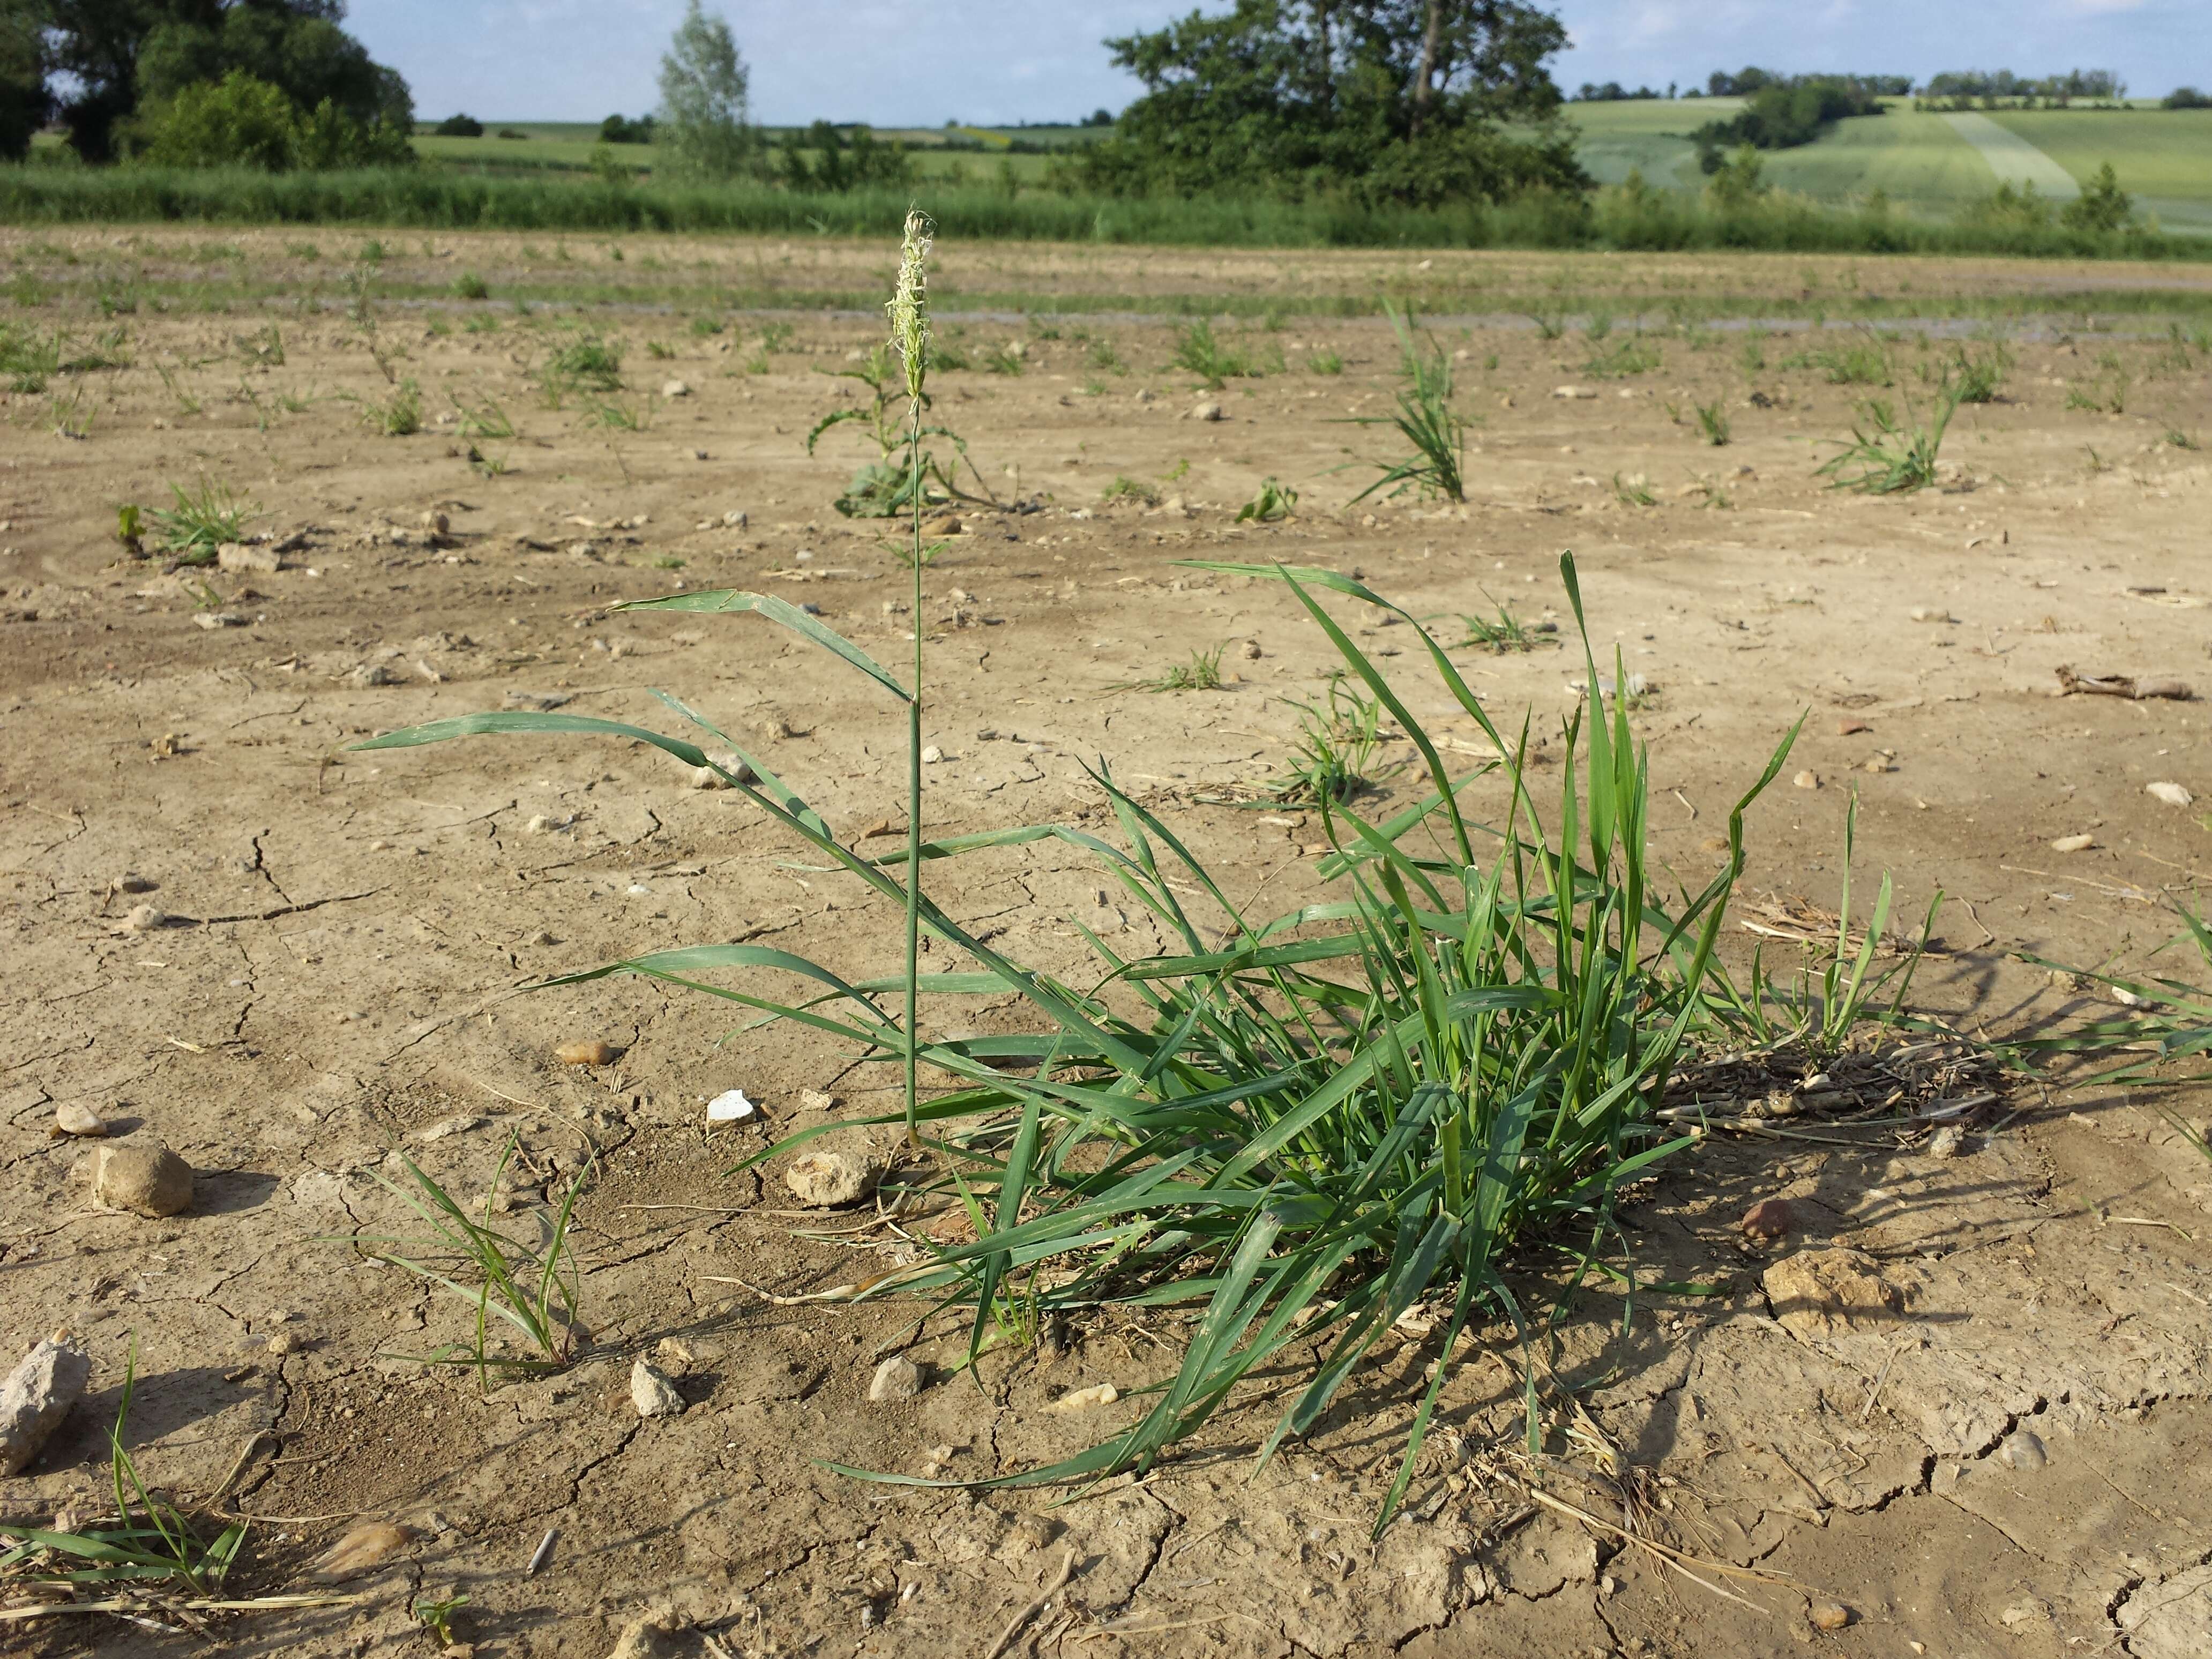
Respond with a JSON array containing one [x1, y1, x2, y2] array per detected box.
[[1990, 108, 2212, 229], [1566, 98, 2212, 227], [412, 121, 1098, 184]]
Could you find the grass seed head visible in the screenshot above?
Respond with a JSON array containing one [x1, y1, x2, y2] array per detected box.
[[887, 207, 934, 402]]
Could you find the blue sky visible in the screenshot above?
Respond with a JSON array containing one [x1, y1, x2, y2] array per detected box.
[[347, 1, 2209, 125]]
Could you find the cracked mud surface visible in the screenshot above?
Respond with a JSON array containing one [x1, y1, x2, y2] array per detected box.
[[3, 230, 2210, 1656]]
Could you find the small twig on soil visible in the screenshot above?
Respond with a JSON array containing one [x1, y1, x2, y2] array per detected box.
[[984, 1548, 1078, 1659], [525, 1528, 558, 1577], [1521, 1486, 1790, 1612], [1859, 1340, 1903, 1425]]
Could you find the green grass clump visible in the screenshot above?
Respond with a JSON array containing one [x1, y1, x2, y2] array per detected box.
[[545, 332, 623, 392], [1798, 338, 1892, 386], [0, 1346, 245, 1596], [365, 378, 423, 436], [1101, 474, 1160, 507], [1612, 472, 1657, 506], [1124, 642, 1228, 692], [1944, 339, 2012, 403], [1452, 600, 1552, 652], [346, 1133, 590, 1384], [453, 272, 490, 301], [1693, 400, 1731, 446], [347, 550, 1804, 1531], [982, 342, 1026, 376], [1306, 349, 1344, 375], [146, 478, 257, 563], [1817, 375, 1961, 494], [1584, 337, 1661, 377], [1347, 304, 1467, 504], [1172, 319, 1254, 388]]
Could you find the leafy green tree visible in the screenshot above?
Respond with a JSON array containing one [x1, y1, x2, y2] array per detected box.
[[0, 0, 51, 162], [779, 120, 913, 191], [2060, 162, 2132, 233], [134, 65, 295, 165], [656, 0, 753, 182], [1069, 0, 1586, 205], [40, 1, 410, 161]]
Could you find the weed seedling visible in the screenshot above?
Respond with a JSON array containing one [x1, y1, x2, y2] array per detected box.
[[1262, 673, 1394, 804], [1694, 401, 1731, 446], [1236, 476, 1298, 522], [365, 379, 423, 437], [415, 1595, 470, 1647], [1451, 600, 1551, 653], [453, 273, 490, 301], [1307, 349, 1344, 375], [1612, 473, 1657, 506], [983, 342, 1026, 376]]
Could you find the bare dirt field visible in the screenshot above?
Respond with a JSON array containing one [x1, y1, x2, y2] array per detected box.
[[4, 230, 2212, 1659]]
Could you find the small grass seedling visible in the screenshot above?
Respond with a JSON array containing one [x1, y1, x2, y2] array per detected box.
[[1121, 642, 1227, 693], [453, 273, 490, 301], [1612, 472, 1657, 506], [1101, 474, 1160, 507], [580, 395, 650, 432], [545, 333, 624, 394], [1694, 401, 1731, 446], [1585, 337, 1661, 378], [1261, 672, 1395, 805], [1451, 599, 1552, 653], [345, 1133, 590, 1385], [1306, 349, 1344, 375], [982, 342, 1026, 376], [1345, 303, 1467, 504]]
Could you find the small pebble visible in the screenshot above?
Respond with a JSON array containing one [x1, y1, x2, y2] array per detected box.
[[1926, 1124, 1966, 1159], [1807, 1601, 1852, 1631], [2049, 833, 2096, 853], [53, 1102, 108, 1138], [2146, 781, 2194, 808], [630, 1358, 685, 1418], [1050, 1384, 1120, 1413], [121, 903, 169, 932], [799, 1088, 837, 1112], [1792, 770, 1820, 791], [555, 1040, 618, 1067], [920, 745, 944, 764], [1999, 1428, 2047, 1471], [869, 1356, 923, 1403], [1740, 1197, 1794, 1240]]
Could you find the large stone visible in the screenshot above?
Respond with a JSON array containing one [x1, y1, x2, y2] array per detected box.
[[0, 1337, 92, 1476], [91, 1144, 195, 1217]]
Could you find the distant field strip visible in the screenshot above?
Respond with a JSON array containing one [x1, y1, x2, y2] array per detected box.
[[1942, 113, 2080, 197]]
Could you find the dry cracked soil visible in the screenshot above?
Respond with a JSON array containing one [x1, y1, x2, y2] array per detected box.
[[2, 229, 2211, 1658]]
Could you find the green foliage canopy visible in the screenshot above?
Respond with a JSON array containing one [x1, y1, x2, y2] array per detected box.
[[1066, 0, 1590, 206]]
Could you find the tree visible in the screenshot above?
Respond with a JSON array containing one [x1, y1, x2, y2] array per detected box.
[[1071, 0, 1586, 205], [2060, 162, 2132, 233], [33, 1, 410, 161], [0, 0, 50, 162], [657, 0, 752, 182]]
